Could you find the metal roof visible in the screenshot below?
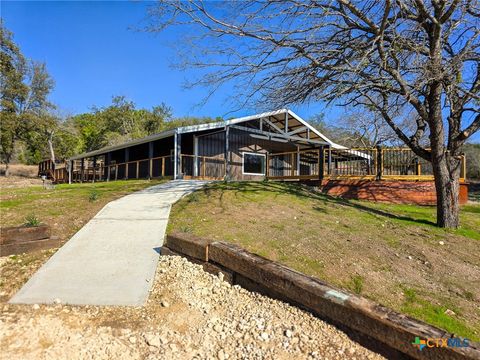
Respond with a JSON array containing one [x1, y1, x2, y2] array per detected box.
[[68, 109, 344, 160]]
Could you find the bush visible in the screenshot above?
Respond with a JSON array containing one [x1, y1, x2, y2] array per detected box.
[[351, 274, 364, 295], [24, 214, 40, 227], [88, 190, 99, 202]]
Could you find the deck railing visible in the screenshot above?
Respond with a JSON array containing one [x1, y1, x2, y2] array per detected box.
[[180, 154, 226, 180], [71, 155, 174, 183], [68, 153, 226, 183], [267, 148, 466, 182]]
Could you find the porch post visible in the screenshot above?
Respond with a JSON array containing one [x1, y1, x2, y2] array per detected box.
[[148, 141, 154, 179], [296, 145, 300, 176], [80, 158, 85, 183], [225, 126, 230, 180], [327, 146, 332, 175], [124, 147, 130, 180], [68, 160, 72, 184], [174, 131, 181, 179], [319, 146, 324, 180], [92, 156, 97, 183], [173, 132, 178, 180], [106, 153, 111, 181], [193, 135, 199, 177]]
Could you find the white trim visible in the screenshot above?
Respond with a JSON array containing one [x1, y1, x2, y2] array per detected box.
[[242, 151, 266, 176]]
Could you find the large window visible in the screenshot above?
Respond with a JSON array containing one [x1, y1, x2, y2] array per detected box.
[[242, 152, 266, 175]]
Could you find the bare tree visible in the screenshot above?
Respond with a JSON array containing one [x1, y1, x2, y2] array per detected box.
[[147, 0, 480, 228]]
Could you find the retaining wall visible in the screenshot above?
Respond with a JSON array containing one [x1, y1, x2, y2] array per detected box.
[[0, 225, 61, 256], [162, 232, 479, 360], [318, 180, 469, 205]]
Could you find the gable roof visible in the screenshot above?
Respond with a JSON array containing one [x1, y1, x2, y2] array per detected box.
[[69, 109, 345, 160]]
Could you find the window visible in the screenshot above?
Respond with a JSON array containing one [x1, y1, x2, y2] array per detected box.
[[242, 152, 266, 175]]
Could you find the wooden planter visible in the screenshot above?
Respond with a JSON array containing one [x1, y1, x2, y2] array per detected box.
[[1, 224, 51, 245], [0, 224, 60, 256]]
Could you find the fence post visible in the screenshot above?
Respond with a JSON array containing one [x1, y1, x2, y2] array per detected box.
[[136, 161, 139, 179], [376, 145, 383, 180]]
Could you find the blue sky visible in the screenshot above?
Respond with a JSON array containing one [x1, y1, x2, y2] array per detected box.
[[2, 1, 478, 142], [1, 0, 327, 120]]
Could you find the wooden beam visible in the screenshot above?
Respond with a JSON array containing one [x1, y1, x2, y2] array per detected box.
[[230, 125, 328, 145], [286, 126, 308, 136]]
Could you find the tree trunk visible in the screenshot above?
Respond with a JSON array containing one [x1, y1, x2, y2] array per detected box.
[[47, 132, 55, 162], [4, 161, 11, 177], [431, 151, 461, 228]]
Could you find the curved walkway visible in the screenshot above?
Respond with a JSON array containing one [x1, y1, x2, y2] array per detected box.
[[10, 180, 209, 306]]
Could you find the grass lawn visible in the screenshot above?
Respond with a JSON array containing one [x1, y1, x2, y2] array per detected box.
[[0, 179, 165, 300], [168, 181, 480, 342]]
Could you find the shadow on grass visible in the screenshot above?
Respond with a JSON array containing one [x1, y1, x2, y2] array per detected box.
[[200, 181, 437, 227]]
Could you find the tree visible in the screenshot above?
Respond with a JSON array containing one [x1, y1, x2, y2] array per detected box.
[[1, 24, 54, 175], [148, 1, 480, 228]]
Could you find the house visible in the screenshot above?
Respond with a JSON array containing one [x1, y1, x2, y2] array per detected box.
[[64, 109, 345, 182], [39, 108, 468, 206]]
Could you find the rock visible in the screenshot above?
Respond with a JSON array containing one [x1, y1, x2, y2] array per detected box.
[[218, 349, 227, 360], [284, 329, 293, 338], [144, 333, 161, 347], [161, 300, 170, 308], [32, 304, 40, 310], [260, 332, 269, 341], [218, 272, 224, 282], [444, 309, 456, 316], [407, 256, 413, 260], [129, 336, 137, 344], [439, 241, 445, 245]]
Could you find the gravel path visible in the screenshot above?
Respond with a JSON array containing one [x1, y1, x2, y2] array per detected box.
[[1, 255, 384, 360]]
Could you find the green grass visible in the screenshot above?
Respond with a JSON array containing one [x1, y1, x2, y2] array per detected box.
[[401, 287, 478, 340], [1, 179, 165, 229], [168, 181, 480, 341]]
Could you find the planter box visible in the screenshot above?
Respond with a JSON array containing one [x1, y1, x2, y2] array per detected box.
[[0, 224, 51, 245]]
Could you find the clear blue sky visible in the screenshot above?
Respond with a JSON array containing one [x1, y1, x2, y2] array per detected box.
[[2, 1, 479, 142], [1, 0, 327, 120]]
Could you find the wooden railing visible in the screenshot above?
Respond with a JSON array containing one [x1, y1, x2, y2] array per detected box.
[[68, 153, 226, 183], [71, 155, 173, 183], [180, 154, 226, 180], [267, 148, 467, 182]]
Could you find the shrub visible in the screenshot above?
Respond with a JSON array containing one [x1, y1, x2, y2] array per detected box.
[[89, 190, 99, 202], [351, 274, 364, 295], [24, 214, 40, 227]]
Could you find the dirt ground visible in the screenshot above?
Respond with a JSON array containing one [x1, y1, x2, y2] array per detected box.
[[0, 255, 383, 360], [0, 164, 38, 179]]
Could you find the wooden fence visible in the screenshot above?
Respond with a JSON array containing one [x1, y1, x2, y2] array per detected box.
[[267, 148, 466, 182]]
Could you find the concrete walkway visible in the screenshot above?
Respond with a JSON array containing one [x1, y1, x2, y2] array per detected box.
[[10, 180, 210, 306]]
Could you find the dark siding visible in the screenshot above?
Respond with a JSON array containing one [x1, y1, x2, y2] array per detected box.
[[228, 128, 296, 180]]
